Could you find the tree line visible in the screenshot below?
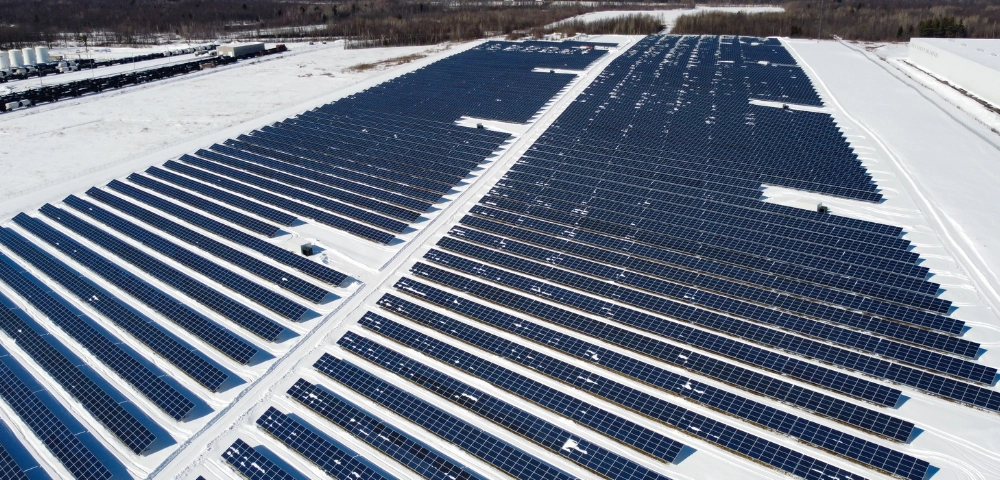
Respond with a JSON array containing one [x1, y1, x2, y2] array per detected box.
[[0, 0, 695, 49], [671, 0, 1000, 42]]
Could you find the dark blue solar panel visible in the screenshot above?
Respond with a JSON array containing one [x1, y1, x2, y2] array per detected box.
[[0, 251, 194, 420], [255, 408, 390, 480], [455, 215, 956, 329], [83, 188, 329, 303], [334, 333, 675, 480], [106, 179, 347, 286], [435, 235, 982, 365], [126, 173, 282, 236], [38, 204, 286, 341], [179, 154, 410, 232], [0, 419, 43, 480], [144, 167, 298, 227], [0, 227, 228, 392], [206, 143, 433, 212], [64, 194, 308, 320], [222, 439, 300, 480], [0, 350, 109, 480], [417, 252, 1000, 406], [193, 149, 423, 222], [354, 314, 928, 479], [397, 271, 899, 407], [374, 294, 914, 442], [0, 294, 156, 454], [288, 379, 478, 480], [12, 213, 259, 365], [313, 355, 577, 480], [161, 161, 396, 244]]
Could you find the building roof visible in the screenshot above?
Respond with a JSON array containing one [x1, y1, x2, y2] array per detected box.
[[911, 37, 1000, 72]]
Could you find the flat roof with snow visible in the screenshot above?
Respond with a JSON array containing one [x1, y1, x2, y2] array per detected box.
[[911, 37, 1000, 72]]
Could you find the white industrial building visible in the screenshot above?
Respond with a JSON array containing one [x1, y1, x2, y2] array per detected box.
[[908, 37, 1000, 107]]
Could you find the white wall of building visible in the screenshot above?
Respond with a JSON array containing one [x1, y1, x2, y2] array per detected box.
[[908, 38, 1000, 108]]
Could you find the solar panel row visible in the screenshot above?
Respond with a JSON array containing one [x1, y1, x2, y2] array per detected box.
[[0, 297, 156, 454], [464, 205, 943, 313], [398, 270, 900, 407], [314, 354, 578, 480], [82, 188, 329, 303], [287, 379, 479, 480], [0, 252, 195, 420], [38, 204, 286, 341], [355, 312, 927, 478], [255, 408, 391, 480], [336, 332, 677, 480], [418, 253, 1000, 408], [222, 439, 299, 480], [126, 173, 284, 236], [454, 216, 955, 330], [344, 324, 686, 463], [162, 160, 397, 244], [106, 180, 347, 286], [436, 234, 977, 362], [12, 213, 260, 365], [373, 294, 914, 442], [0, 353, 110, 480]]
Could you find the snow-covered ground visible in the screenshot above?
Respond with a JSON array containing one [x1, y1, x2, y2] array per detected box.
[[0, 40, 468, 220], [551, 5, 785, 31], [772, 37, 1000, 479]]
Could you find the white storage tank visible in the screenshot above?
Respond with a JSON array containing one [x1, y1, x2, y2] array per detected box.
[[35, 46, 49, 64], [8, 49, 23, 68], [0, 51, 9, 70], [21, 47, 36, 66]]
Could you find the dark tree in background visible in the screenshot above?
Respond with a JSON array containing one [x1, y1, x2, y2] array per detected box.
[[672, 0, 999, 42]]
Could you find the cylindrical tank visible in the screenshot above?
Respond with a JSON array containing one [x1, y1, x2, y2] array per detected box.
[[35, 46, 49, 64], [8, 49, 23, 68], [22, 47, 36, 66], [0, 51, 9, 70]]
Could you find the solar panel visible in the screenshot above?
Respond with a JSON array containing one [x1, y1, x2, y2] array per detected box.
[[0, 227, 228, 392], [193, 149, 423, 222], [144, 166, 298, 227], [288, 379, 479, 480], [161, 161, 396, 244], [0, 419, 39, 480], [455, 216, 955, 328], [313, 354, 577, 480], [82, 188, 329, 303], [64, 194, 309, 320], [417, 252, 1000, 407], [206, 143, 433, 212], [435, 234, 980, 362], [397, 271, 900, 407], [373, 294, 914, 442], [0, 252, 195, 420], [466, 205, 942, 309], [222, 439, 300, 480], [355, 312, 927, 478], [0, 294, 157, 454], [0, 350, 110, 480], [12, 212, 260, 365], [106, 179, 347, 286], [255, 407, 391, 480], [127, 173, 282, 236], [334, 333, 676, 480], [38, 204, 286, 341]]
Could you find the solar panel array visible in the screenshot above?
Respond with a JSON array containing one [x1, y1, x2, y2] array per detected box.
[[246, 34, 997, 480], [0, 34, 988, 480], [0, 40, 606, 479]]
